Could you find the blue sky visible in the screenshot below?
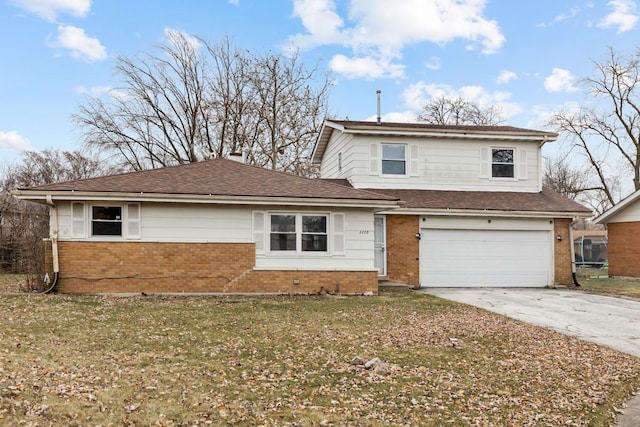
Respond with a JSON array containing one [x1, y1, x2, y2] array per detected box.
[[1, 0, 639, 163]]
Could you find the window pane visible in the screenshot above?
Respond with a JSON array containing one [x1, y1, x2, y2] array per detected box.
[[270, 233, 296, 251], [302, 234, 328, 252], [270, 215, 295, 232], [382, 160, 406, 175], [302, 216, 326, 233], [92, 221, 122, 236], [492, 149, 513, 164], [492, 164, 514, 178], [93, 206, 121, 221], [382, 145, 405, 160]]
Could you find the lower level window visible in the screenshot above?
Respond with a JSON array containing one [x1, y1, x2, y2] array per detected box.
[[270, 213, 328, 252], [92, 206, 122, 236]]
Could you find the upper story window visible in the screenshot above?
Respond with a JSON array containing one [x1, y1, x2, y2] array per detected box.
[[91, 206, 122, 236], [270, 213, 328, 253], [381, 144, 406, 175], [492, 148, 514, 178]]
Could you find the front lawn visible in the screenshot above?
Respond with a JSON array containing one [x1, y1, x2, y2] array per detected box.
[[0, 279, 639, 426], [577, 267, 640, 299]]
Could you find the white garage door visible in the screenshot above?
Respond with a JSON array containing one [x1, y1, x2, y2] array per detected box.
[[420, 229, 552, 287]]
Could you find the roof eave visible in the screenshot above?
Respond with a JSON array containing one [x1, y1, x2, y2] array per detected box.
[[594, 188, 640, 224], [376, 207, 592, 218], [13, 190, 400, 209]]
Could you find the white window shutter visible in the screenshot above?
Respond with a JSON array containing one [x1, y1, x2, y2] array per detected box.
[[126, 203, 141, 239], [253, 211, 266, 254], [71, 202, 86, 238], [518, 148, 528, 180], [409, 144, 420, 176], [332, 213, 345, 255], [480, 146, 490, 178], [369, 143, 379, 175]]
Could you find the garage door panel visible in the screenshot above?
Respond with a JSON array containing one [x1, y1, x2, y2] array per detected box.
[[420, 229, 551, 287]]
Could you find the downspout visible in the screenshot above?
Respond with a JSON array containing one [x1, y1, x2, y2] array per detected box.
[[44, 195, 59, 293], [569, 218, 581, 287]]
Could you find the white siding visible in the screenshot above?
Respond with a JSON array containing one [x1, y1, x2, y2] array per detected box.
[[605, 202, 640, 223], [56, 202, 252, 243], [322, 133, 541, 192], [140, 204, 252, 242], [318, 132, 354, 179], [255, 208, 375, 271]]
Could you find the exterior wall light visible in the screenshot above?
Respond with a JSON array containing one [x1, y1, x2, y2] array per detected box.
[[556, 234, 563, 241]]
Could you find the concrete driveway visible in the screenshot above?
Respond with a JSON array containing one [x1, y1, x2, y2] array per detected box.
[[420, 288, 640, 358]]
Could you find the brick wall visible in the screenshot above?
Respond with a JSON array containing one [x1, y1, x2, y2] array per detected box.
[[554, 218, 574, 286], [607, 222, 640, 277], [385, 215, 420, 287], [44, 241, 377, 294]]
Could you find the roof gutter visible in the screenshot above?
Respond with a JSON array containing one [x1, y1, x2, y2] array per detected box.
[[13, 190, 401, 210]]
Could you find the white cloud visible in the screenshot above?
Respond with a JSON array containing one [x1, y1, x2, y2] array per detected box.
[[48, 25, 107, 62], [425, 57, 441, 71], [0, 130, 35, 152], [290, 0, 505, 80], [164, 27, 201, 51], [497, 70, 517, 84], [544, 68, 577, 93], [8, 0, 91, 22], [364, 111, 419, 123], [598, 0, 639, 32], [537, 6, 580, 27], [228, 0, 239, 4], [402, 82, 522, 119], [74, 85, 112, 96], [329, 52, 404, 80]]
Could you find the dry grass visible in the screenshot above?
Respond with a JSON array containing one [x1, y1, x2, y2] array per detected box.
[[577, 267, 640, 299], [0, 278, 639, 426]]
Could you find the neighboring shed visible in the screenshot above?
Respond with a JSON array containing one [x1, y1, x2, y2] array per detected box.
[[596, 190, 640, 277]]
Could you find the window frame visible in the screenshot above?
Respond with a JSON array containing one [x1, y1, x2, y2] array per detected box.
[[90, 205, 123, 237], [491, 147, 516, 179], [268, 212, 330, 254], [381, 143, 407, 176]]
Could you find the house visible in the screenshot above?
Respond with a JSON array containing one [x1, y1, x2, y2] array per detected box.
[[312, 120, 592, 288], [14, 119, 591, 294], [13, 158, 400, 294], [595, 190, 640, 277]]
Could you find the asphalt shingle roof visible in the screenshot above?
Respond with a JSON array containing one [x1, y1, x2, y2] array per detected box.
[[371, 188, 592, 214], [19, 158, 399, 202]]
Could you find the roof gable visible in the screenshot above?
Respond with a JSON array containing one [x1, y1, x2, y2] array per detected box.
[[595, 188, 640, 224]]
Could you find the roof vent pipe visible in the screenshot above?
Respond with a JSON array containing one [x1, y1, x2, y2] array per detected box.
[[376, 90, 381, 125]]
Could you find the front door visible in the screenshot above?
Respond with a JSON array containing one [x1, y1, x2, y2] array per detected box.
[[374, 215, 386, 276]]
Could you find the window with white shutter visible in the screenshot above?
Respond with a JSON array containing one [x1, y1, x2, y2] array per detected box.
[[71, 202, 86, 238], [253, 211, 266, 254], [126, 203, 141, 239]]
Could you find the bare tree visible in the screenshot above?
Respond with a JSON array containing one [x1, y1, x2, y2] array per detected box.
[[548, 47, 640, 208], [248, 51, 331, 173], [0, 149, 115, 289], [417, 95, 505, 125], [74, 32, 331, 174], [542, 152, 592, 200], [542, 151, 619, 216]]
